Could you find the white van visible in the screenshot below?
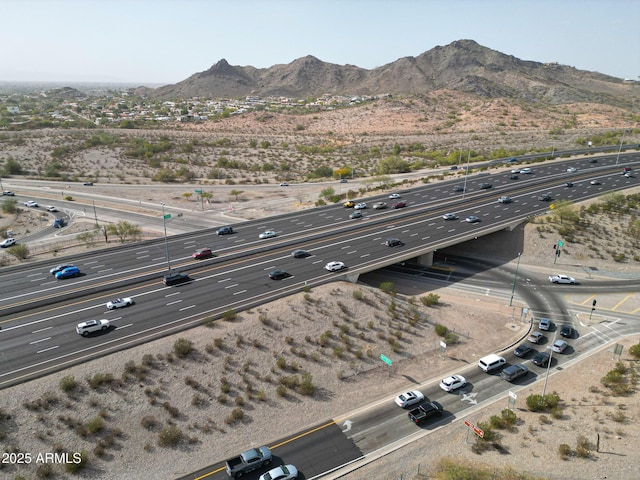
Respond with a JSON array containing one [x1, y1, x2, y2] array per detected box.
[[478, 354, 506, 372]]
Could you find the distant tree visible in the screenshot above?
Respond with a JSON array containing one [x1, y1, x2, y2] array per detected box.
[[229, 190, 244, 201], [549, 199, 578, 224], [378, 156, 410, 174], [3, 158, 23, 175], [4, 244, 29, 260], [319, 187, 335, 200], [106, 220, 141, 243], [2, 198, 17, 214]]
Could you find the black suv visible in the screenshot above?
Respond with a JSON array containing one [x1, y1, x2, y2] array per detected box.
[[533, 351, 550, 367], [216, 226, 234, 235], [538, 193, 553, 201], [385, 238, 403, 247], [163, 272, 191, 286], [480, 183, 492, 189], [560, 325, 575, 338]]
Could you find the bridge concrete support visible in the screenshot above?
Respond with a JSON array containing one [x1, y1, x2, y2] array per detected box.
[[416, 251, 434, 267], [345, 273, 360, 283]]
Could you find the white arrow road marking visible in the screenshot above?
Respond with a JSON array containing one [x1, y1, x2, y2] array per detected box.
[[342, 420, 353, 432], [461, 392, 478, 405]]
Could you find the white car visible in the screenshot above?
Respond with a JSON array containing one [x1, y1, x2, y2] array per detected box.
[[24, 200, 39, 207], [372, 201, 387, 209], [538, 318, 552, 331], [549, 274, 576, 284], [259, 230, 277, 239], [0, 237, 16, 248], [279, 182, 289, 186], [354, 202, 367, 210], [590, 179, 601, 185], [258, 464, 298, 480], [46, 205, 58, 212], [498, 196, 512, 204], [439, 374, 466, 392], [394, 390, 424, 408], [389, 193, 401, 199], [520, 167, 532, 174], [76, 319, 111, 336], [567, 167, 577, 173], [510, 168, 520, 174], [551, 339, 568, 353], [106, 297, 135, 310], [442, 213, 458, 220], [325, 261, 346, 272]]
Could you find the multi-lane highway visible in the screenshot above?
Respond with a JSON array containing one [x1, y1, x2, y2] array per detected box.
[[1, 153, 638, 390]]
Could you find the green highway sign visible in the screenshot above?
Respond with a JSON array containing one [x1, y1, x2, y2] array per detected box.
[[558, 240, 564, 247], [195, 189, 202, 193], [380, 354, 392, 366], [163, 214, 171, 219]]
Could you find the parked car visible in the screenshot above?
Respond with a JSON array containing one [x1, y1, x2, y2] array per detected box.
[[192, 248, 214, 260], [549, 274, 576, 284], [480, 183, 492, 189], [55, 266, 81, 279], [392, 201, 407, 209], [0, 237, 16, 248], [259, 230, 277, 239], [532, 351, 551, 367], [394, 390, 424, 408], [551, 339, 568, 353], [349, 211, 363, 219], [465, 215, 481, 223], [106, 297, 134, 310], [527, 331, 545, 344], [439, 374, 466, 392], [372, 201, 387, 209], [442, 213, 458, 220], [498, 196, 512, 204], [514, 343, 533, 357], [258, 464, 298, 480], [385, 238, 403, 247], [268, 270, 290, 280], [216, 226, 234, 235], [76, 319, 110, 336], [24, 200, 38, 207], [538, 318, 552, 331], [560, 325, 575, 338], [325, 261, 346, 272], [291, 249, 310, 258]]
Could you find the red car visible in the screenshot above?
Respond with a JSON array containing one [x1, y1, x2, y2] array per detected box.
[[392, 201, 407, 209], [192, 248, 214, 260]]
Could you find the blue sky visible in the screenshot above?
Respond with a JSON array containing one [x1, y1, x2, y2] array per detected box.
[[1, 0, 638, 85]]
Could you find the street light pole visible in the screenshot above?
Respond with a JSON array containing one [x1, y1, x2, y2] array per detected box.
[[161, 202, 171, 272], [615, 129, 626, 165], [462, 147, 471, 199], [542, 342, 555, 399], [509, 253, 522, 307]]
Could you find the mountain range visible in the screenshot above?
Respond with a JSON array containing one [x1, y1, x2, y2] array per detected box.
[[146, 40, 634, 106]]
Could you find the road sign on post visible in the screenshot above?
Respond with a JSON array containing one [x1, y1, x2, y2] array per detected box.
[[163, 214, 171, 219], [464, 420, 484, 438]]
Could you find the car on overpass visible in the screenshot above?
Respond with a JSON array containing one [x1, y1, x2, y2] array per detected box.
[[192, 248, 214, 260], [453, 185, 465, 192], [480, 183, 492, 189], [55, 266, 81, 279], [465, 215, 481, 223], [259, 230, 277, 239], [498, 196, 512, 204], [349, 211, 362, 219], [106, 297, 135, 310], [372, 201, 387, 209], [268, 270, 290, 280], [291, 249, 310, 258], [76, 319, 110, 336], [325, 261, 346, 272], [442, 213, 458, 220], [538, 193, 553, 201]]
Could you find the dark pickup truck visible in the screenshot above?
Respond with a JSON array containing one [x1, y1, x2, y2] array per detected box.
[[408, 401, 443, 424], [225, 446, 272, 477]]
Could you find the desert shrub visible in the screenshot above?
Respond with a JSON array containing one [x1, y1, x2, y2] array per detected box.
[[87, 373, 116, 390], [629, 343, 640, 359], [444, 332, 459, 345], [575, 435, 592, 458], [558, 443, 572, 459], [141, 416, 159, 430], [379, 281, 395, 294], [276, 385, 288, 397], [59, 375, 79, 394], [64, 449, 88, 473], [276, 357, 287, 370], [221, 309, 237, 321], [173, 338, 193, 358], [434, 324, 448, 337], [86, 416, 105, 434], [420, 293, 440, 306], [35, 463, 54, 478], [225, 408, 244, 425], [526, 392, 561, 412], [158, 425, 183, 447], [162, 402, 180, 418], [141, 354, 156, 367], [298, 374, 315, 396]]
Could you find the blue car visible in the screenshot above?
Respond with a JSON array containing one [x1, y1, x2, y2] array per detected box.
[[55, 266, 81, 279]]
